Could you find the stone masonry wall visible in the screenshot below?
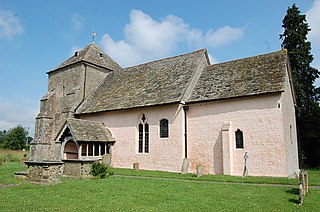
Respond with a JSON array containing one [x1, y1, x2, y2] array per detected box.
[[31, 63, 110, 162], [26, 162, 63, 183]]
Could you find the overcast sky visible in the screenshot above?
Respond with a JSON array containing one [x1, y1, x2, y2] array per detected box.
[[0, 0, 319, 137]]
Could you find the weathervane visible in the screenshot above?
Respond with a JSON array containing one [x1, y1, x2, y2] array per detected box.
[[91, 27, 96, 44]]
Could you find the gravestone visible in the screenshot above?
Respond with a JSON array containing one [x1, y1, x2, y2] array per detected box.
[[20, 157, 27, 165], [133, 163, 139, 171], [197, 164, 202, 177], [102, 154, 112, 166], [181, 158, 190, 174], [6, 154, 11, 162]]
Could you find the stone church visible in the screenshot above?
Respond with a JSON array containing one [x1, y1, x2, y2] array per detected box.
[[29, 43, 299, 178]]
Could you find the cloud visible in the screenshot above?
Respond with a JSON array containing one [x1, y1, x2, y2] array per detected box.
[[0, 99, 38, 137], [307, 0, 320, 48], [205, 26, 244, 47], [306, 0, 320, 87], [71, 13, 84, 31], [0, 9, 24, 40], [100, 10, 244, 67]]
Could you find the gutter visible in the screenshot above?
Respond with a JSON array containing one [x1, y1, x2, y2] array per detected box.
[[183, 105, 189, 158]]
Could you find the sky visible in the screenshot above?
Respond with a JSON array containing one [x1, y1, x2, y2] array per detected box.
[[0, 0, 319, 137]]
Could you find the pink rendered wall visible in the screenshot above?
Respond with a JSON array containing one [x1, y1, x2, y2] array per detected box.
[[281, 68, 299, 177], [80, 104, 185, 173], [187, 93, 289, 177], [79, 81, 298, 177]]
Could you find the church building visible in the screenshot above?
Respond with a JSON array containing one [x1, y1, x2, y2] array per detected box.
[[29, 43, 299, 178]]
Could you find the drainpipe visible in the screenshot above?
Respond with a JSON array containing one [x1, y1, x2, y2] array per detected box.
[[183, 105, 189, 158]]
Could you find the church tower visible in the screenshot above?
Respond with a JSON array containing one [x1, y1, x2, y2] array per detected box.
[[30, 44, 121, 161]]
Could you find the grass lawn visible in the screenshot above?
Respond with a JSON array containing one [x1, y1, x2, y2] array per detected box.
[[1, 162, 320, 211], [0, 149, 29, 162]]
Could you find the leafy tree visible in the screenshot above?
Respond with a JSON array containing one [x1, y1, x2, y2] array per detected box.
[[3, 125, 28, 150], [280, 4, 320, 167], [0, 130, 7, 148]]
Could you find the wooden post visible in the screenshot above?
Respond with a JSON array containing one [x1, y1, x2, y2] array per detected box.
[[298, 183, 304, 205], [304, 171, 308, 195]]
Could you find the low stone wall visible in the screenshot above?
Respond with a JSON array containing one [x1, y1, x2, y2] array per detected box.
[[62, 159, 95, 178], [25, 161, 64, 183]]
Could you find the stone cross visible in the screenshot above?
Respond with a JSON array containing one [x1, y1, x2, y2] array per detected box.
[[242, 152, 249, 177]]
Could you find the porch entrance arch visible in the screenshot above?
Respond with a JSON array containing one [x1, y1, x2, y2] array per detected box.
[[64, 140, 78, 159]]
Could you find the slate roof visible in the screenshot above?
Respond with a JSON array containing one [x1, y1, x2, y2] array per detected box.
[[77, 49, 208, 114], [188, 49, 288, 103], [61, 118, 115, 142], [70, 44, 289, 114], [48, 43, 122, 74]]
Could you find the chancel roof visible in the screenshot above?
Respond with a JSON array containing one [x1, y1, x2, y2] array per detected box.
[[77, 49, 209, 114], [58, 118, 115, 142], [188, 49, 288, 102], [48, 43, 122, 73]]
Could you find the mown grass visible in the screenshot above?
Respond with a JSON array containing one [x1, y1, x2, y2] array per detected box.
[[0, 149, 29, 162], [111, 167, 303, 185], [1, 162, 320, 211]]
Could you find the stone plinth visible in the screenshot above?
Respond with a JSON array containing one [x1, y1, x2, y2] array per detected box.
[[25, 161, 64, 183], [62, 159, 95, 178]]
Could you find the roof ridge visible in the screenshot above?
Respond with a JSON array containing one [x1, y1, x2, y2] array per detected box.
[[48, 43, 122, 74], [124, 48, 207, 70], [208, 49, 287, 68]]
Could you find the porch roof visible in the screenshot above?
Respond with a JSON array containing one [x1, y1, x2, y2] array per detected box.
[[58, 118, 115, 143]]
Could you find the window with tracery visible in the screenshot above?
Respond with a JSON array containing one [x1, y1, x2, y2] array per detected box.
[[138, 114, 149, 153]]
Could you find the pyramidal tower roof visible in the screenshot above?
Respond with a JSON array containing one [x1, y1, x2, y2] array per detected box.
[[48, 43, 122, 74]]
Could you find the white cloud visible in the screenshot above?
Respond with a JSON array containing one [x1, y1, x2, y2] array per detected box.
[[306, 0, 320, 87], [0, 99, 38, 137], [100, 10, 244, 67], [0, 9, 24, 40], [205, 26, 244, 47], [307, 0, 320, 48], [71, 13, 84, 31]]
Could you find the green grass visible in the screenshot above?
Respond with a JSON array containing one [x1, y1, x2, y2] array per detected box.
[[111, 167, 303, 185], [1, 163, 320, 211], [0, 149, 29, 162]]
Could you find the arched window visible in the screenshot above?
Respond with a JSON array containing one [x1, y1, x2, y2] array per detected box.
[[159, 119, 169, 138], [235, 129, 244, 149], [138, 114, 149, 153]]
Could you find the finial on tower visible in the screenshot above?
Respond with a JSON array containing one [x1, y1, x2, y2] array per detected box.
[[91, 27, 96, 44]]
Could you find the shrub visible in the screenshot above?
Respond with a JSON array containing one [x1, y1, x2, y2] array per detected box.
[[90, 162, 113, 179]]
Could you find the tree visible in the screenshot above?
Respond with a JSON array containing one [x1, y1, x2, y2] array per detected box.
[[3, 125, 28, 150], [280, 4, 320, 167], [0, 130, 7, 148]]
